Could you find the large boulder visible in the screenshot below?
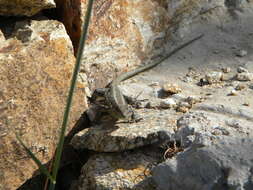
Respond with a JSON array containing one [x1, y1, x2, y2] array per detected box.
[[152, 134, 253, 190], [0, 18, 87, 190]]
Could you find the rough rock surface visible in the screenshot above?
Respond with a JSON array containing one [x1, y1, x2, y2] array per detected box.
[[175, 102, 253, 147], [72, 0, 253, 188], [59, 0, 251, 91], [71, 108, 175, 152], [0, 19, 87, 190], [56, 0, 170, 89], [74, 148, 161, 190], [0, 0, 55, 16], [152, 134, 253, 190]]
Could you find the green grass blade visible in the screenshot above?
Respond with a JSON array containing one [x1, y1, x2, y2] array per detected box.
[[50, 0, 95, 187], [15, 134, 55, 184]]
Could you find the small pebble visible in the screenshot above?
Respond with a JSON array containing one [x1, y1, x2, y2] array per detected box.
[[186, 96, 201, 105], [176, 102, 192, 113], [145, 100, 160, 108], [228, 89, 238, 96], [162, 83, 182, 94], [182, 76, 193, 83], [243, 102, 250, 106], [236, 49, 247, 57], [171, 94, 187, 101], [213, 50, 219, 54], [160, 98, 177, 109], [235, 84, 246, 91], [236, 72, 253, 81], [237, 66, 248, 73], [176, 106, 189, 113], [149, 81, 159, 87], [205, 71, 223, 84], [222, 67, 231, 73]]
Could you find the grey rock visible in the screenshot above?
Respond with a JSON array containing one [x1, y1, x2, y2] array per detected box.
[[174, 103, 253, 147], [71, 109, 174, 152], [152, 134, 253, 190]]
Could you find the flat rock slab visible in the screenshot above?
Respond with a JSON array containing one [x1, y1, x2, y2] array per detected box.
[[152, 134, 253, 190], [71, 109, 177, 152], [73, 148, 161, 190]]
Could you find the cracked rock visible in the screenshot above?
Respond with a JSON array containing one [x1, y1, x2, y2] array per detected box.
[[152, 134, 253, 190], [71, 109, 174, 152]]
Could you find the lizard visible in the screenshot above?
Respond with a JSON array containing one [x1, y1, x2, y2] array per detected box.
[[90, 34, 204, 122]]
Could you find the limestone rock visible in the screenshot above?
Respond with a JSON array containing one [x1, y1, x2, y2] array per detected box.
[[71, 109, 174, 152], [75, 148, 160, 190], [152, 135, 253, 190], [0, 0, 55, 16], [0, 19, 87, 190]]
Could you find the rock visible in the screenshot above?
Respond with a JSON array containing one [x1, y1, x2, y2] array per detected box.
[[244, 61, 253, 71], [0, 0, 55, 16], [75, 148, 160, 190], [171, 94, 187, 102], [237, 66, 248, 73], [175, 104, 253, 147], [221, 67, 231, 73], [236, 72, 253, 81], [160, 98, 177, 109], [205, 71, 223, 84], [148, 81, 160, 87], [235, 49, 248, 57], [182, 76, 193, 83], [56, 0, 170, 89], [243, 102, 250, 106], [71, 109, 174, 152], [162, 83, 182, 94], [152, 134, 253, 190], [0, 19, 87, 190], [143, 100, 159, 109], [228, 89, 238, 96], [235, 84, 246, 90], [186, 96, 202, 105], [176, 102, 191, 113]]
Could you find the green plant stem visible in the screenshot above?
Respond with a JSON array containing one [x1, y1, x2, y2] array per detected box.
[[49, 0, 94, 189]]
